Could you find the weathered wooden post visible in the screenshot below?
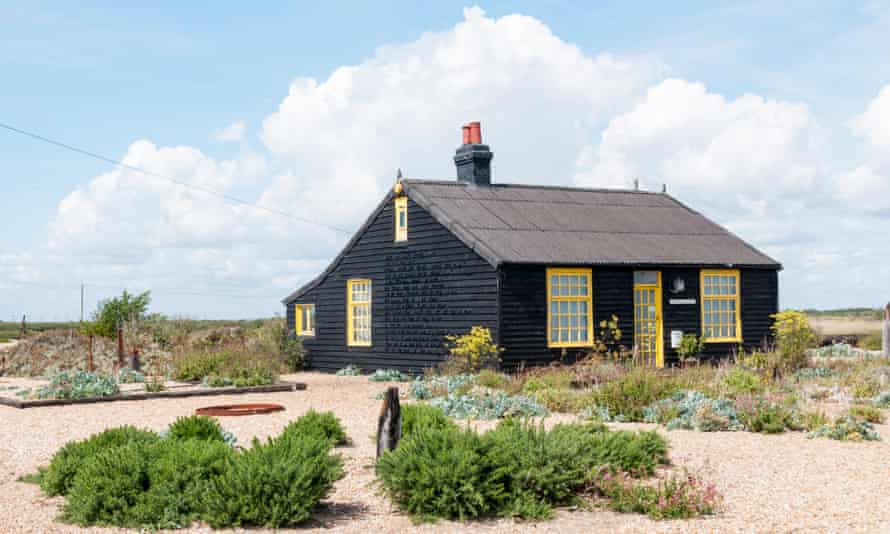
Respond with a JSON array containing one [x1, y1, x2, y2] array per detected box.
[[20, 314, 26, 339], [117, 324, 124, 366], [87, 333, 94, 372], [376, 387, 402, 458], [882, 303, 890, 359]]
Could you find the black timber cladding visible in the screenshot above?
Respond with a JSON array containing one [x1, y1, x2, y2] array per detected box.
[[286, 195, 499, 372], [499, 265, 778, 367]]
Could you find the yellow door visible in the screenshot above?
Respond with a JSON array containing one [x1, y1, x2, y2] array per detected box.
[[634, 271, 663, 368]]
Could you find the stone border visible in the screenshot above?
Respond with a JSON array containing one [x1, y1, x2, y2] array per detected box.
[[0, 381, 306, 409]]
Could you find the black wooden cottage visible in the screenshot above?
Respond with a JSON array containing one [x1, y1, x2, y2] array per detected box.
[[283, 122, 781, 372]]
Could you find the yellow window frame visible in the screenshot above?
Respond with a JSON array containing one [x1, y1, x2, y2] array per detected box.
[[347, 279, 372, 347], [394, 196, 408, 242], [294, 303, 315, 336], [546, 267, 594, 348], [700, 269, 742, 342]]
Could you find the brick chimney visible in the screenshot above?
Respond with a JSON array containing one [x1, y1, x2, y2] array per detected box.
[[454, 121, 493, 186]]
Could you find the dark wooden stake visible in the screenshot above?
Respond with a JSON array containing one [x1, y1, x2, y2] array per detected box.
[[117, 326, 124, 366], [20, 314, 26, 339], [881, 302, 890, 358], [87, 334, 94, 372], [376, 387, 402, 458]]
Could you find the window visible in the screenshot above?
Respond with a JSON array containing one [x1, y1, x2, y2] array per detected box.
[[347, 279, 372, 346], [546, 268, 593, 347], [701, 269, 741, 341], [294, 304, 315, 336], [394, 196, 408, 241]]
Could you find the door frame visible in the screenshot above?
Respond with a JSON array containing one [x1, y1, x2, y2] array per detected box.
[[633, 271, 664, 368]]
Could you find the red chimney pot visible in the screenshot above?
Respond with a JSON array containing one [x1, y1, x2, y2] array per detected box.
[[461, 124, 471, 145], [468, 121, 482, 144]]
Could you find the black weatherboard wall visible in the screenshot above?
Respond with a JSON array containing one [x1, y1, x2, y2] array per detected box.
[[499, 265, 778, 368], [286, 195, 499, 372]]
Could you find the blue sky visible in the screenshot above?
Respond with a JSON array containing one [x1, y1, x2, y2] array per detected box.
[[2, 1, 890, 320]]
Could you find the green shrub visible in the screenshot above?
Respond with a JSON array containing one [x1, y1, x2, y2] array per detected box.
[[167, 415, 227, 443], [376, 420, 669, 522], [282, 337, 306, 372], [202, 432, 345, 528], [531, 388, 594, 413], [36, 370, 120, 400], [521, 369, 573, 393], [376, 425, 503, 521], [335, 364, 362, 376], [723, 368, 763, 396], [62, 438, 234, 528], [173, 350, 229, 381], [441, 326, 503, 374], [593, 468, 721, 519], [590, 368, 678, 422], [401, 404, 457, 439], [428, 389, 548, 419], [771, 310, 816, 373], [41, 426, 159, 496], [281, 410, 348, 446], [738, 399, 794, 434], [808, 416, 881, 441], [476, 369, 510, 390], [849, 405, 885, 424], [136, 439, 233, 527], [794, 410, 830, 432], [61, 441, 155, 526], [859, 332, 882, 350], [89, 290, 151, 338], [368, 369, 411, 382]]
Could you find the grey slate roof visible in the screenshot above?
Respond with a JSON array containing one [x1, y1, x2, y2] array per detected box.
[[283, 179, 779, 303], [403, 179, 780, 269]]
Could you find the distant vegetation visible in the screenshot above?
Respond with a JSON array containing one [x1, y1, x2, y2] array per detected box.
[[803, 308, 883, 320]]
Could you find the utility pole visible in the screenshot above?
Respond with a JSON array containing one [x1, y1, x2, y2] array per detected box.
[[80, 283, 84, 323]]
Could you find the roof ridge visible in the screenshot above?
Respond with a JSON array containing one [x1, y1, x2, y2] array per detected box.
[[401, 178, 667, 196]]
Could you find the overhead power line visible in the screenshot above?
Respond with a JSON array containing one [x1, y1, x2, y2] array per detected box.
[[0, 121, 352, 235]]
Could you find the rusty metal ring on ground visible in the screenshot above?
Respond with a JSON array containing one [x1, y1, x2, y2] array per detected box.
[[195, 403, 285, 416]]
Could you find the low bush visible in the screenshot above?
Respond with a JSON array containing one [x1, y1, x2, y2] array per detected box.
[[174, 347, 280, 386], [592, 468, 722, 519], [858, 332, 882, 351], [117, 368, 145, 384], [808, 416, 881, 441], [722, 368, 763, 396], [408, 374, 475, 400], [849, 405, 885, 424], [166, 415, 229, 443], [41, 426, 159, 497], [280, 410, 348, 446], [476, 369, 511, 391], [531, 387, 595, 413], [369, 369, 411, 382], [737, 398, 795, 434], [428, 388, 548, 420], [282, 337, 306, 372], [401, 404, 457, 439], [522, 369, 573, 394], [62, 438, 233, 528], [36, 370, 120, 400], [644, 390, 742, 432], [851, 380, 880, 400], [794, 410, 830, 432], [376, 420, 669, 521], [440, 326, 502, 374], [795, 367, 834, 381], [376, 425, 500, 521], [335, 364, 362, 376], [202, 432, 345, 528], [874, 391, 890, 408], [589, 368, 679, 422]]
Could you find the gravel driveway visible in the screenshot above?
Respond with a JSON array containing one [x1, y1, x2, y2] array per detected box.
[[1, 372, 889, 533]]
